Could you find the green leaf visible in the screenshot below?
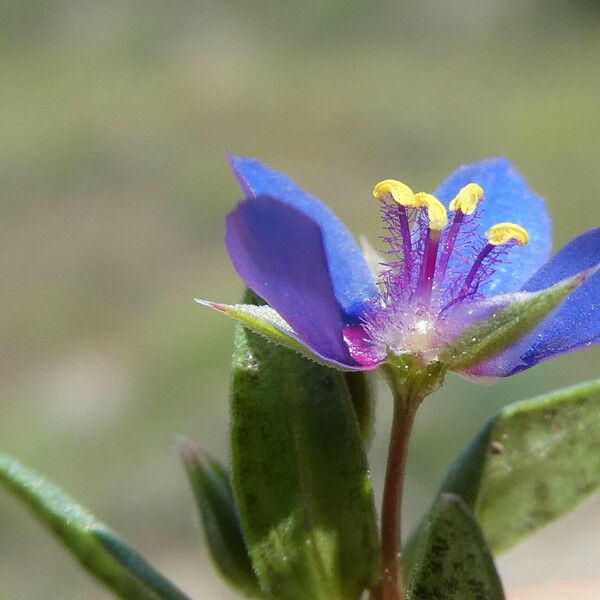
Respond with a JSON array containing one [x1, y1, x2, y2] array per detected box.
[[180, 440, 263, 598], [439, 271, 591, 371], [345, 372, 375, 447], [445, 378, 600, 553], [429, 378, 600, 556], [230, 291, 380, 600], [0, 453, 191, 600], [408, 493, 504, 600]]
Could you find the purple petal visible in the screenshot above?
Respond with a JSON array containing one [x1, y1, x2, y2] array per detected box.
[[229, 155, 378, 321], [435, 158, 552, 296], [226, 195, 360, 367], [469, 228, 600, 377], [342, 325, 385, 369]]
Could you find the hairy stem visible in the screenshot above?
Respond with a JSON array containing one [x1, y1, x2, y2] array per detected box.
[[371, 388, 420, 600]]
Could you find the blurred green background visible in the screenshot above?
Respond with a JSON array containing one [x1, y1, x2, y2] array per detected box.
[[1, 1, 600, 597]]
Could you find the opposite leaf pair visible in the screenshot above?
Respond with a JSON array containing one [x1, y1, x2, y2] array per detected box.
[[2, 336, 600, 599]]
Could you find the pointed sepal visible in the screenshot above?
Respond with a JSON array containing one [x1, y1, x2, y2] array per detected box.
[[0, 453, 191, 600], [440, 270, 593, 372], [196, 299, 358, 370], [180, 440, 262, 597]]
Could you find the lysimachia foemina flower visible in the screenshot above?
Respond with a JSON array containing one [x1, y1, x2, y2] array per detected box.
[[200, 156, 600, 378]]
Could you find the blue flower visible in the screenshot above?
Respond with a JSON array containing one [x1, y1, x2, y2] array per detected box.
[[202, 156, 600, 378]]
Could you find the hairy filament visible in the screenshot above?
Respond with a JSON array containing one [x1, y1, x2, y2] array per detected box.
[[435, 210, 464, 284]]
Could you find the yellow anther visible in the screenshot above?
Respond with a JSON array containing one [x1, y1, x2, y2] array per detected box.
[[373, 179, 417, 207], [449, 183, 484, 215], [414, 192, 448, 231], [486, 223, 529, 246]]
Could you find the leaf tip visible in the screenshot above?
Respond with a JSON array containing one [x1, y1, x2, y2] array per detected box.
[[178, 437, 209, 474]]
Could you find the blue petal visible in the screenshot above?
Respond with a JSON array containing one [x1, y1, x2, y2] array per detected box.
[[229, 155, 377, 321], [226, 196, 358, 366], [435, 158, 552, 296], [469, 228, 600, 377]]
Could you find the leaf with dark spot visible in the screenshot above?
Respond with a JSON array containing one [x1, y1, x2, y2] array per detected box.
[[406, 378, 600, 564], [408, 493, 504, 600]]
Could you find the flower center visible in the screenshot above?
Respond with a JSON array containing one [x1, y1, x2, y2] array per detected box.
[[406, 317, 436, 353], [344, 179, 530, 364]]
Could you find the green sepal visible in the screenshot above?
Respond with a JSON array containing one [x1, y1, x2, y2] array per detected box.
[[230, 290, 380, 600], [439, 270, 591, 371], [408, 493, 504, 600], [406, 377, 600, 565], [196, 299, 355, 370], [0, 453, 191, 600], [180, 440, 263, 598]]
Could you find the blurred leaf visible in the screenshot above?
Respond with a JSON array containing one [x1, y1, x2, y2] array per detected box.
[[180, 440, 263, 598], [230, 290, 380, 600], [422, 378, 600, 556], [408, 493, 504, 600], [440, 271, 590, 371], [0, 453, 191, 600]]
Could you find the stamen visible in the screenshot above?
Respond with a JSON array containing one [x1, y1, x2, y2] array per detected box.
[[459, 243, 495, 299], [416, 227, 441, 306], [373, 179, 417, 206], [413, 192, 446, 305], [435, 210, 465, 284], [487, 223, 529, 246], [455, 224, 529, 303], [396, 205, 414, 280], [436, 184, 483, 283], [413, 192, 448, 231], [449, 183, 484, 215], [373, 179, 417, 282]]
